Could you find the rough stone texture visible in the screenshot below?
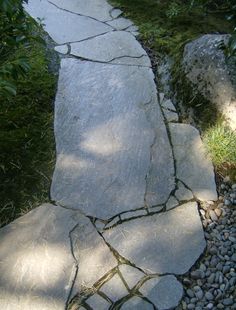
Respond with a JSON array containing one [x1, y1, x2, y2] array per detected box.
[[103, 202, 206, 274], [139, 276, 183, 310], [0, 204, 80, 310], [51, 58, 174, 219], [163, 109, 179, 122], [182, 34, 236, 130], [119, 264, 144, 289], [110, 8, 123, 19], [161, 98, 176, 111], [71, 216, 117, 290], [86, 294, 111, 309], [49, 0, 114, 22], [166, 196, 179, 210], [107, 17, 133, 30], [121, 297, 154, 309], [24, 0, 112, 44], [55, 44, 68, 54], [69, 31, 151, 66], [99, 274, 128, 301], [169, 123, 218, 201], [175, 181, 193, 201]]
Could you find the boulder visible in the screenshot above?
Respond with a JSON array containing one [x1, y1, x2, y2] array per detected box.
[[182, 34, 236, 130]]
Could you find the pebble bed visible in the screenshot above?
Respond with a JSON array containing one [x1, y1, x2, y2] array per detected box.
[[177, 180, 236, 310]]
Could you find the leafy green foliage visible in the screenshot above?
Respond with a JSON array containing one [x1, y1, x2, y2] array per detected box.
[[0, 0, 40, 97], [0, 40, 57, 227]]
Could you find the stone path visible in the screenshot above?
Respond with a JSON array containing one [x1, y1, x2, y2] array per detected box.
[[0, 0, 218, 309]]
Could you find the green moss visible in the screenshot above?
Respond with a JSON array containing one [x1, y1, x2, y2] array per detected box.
[[0, 39, 58, 227]]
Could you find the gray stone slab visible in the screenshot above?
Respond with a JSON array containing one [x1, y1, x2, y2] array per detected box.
[[139, 276, 183, 310], [121, 296, 154, 309], [71, 216, 117, 290], [107, 17, 133, 30], [175, 181, 193, 201], [55, 44, 68, 54], [99, 274, 128, 301], [119, 264, 145, 289], [103, 202, 206, 274], [69, 31, 150, 67], [50, 0, 113, 22], [110, 8, 123, 19], [163, 109, 179, 122], [86, 294, 111, 309], [25, 0, 112, 44], [166, 195, 179, 210], [51, 58, 172, 219], [0, 203, 81, 310], [144, 96, 175, 207], [161, 98, 176, 111], [169, 123, 218, 201]]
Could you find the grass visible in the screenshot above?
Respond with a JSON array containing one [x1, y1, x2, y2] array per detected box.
[[109, 0, 236, 180], [0, 38, 58, 227]]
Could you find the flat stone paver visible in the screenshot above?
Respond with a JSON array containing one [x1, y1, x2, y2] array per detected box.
[[169, 123, 218, 201], [121, 296, 154, 309], [25, 0, 112, 44], [99, 274, 128, 302], [86, 294, 111, 309], [0, 204, 80, 310], [69, 31, 151, 66], [119, 264, 145, 289], [51, 58, 174, 218], [139, 276, 183, 310], [103, 202, 206, 274]]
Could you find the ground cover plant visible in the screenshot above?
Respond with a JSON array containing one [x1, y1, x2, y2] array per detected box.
[[0, 0, 57, 226]]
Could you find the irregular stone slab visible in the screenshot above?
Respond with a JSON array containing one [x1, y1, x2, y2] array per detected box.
[[121, 296, 154, 309], [69, 31, 150, 67], [148, 205, 164, 213], [126, 25, 139, 32], [25, 0, 112, 44], [110, 8, 123, 19], [161, 98, 176, 111], [103, 202, 206, 274], [99, 274, 128, 301], [144, 96, 175, 207], [166, 195, 179, 210], [119, 264, 145, 289], [169, 123, 217, 201], [0, 203, 81, 310], [51, 58, 172, 219], [107, 17, 133, 30], [139, 276, 183, 310], [163, 109, 179, 122], [71, 216, 117, 290], [175, 181, 193, 201], [50, 0, 114, 22], [55, 44, 68, 54], [86, 294, 111, 309]]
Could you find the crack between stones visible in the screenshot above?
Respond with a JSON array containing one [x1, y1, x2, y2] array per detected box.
[[66, 53, 150, 68], [65, 222, 80, 309], [47, 0, 116, 30]]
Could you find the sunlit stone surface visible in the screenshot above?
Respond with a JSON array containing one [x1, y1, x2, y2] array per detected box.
[[121, 297, 154, 309], [24, 0, 112, 44], [0, 204, 79, 310], [103, 202, 206, 274], [69, 31, 151, 66], [169, 123, 218, 201], [49, 0, 114, 22], [51, 58, 174, 218], [107, 17, 133, 30]]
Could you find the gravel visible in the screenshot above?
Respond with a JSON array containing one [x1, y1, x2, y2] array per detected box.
[[176, 181, 236, 309]]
